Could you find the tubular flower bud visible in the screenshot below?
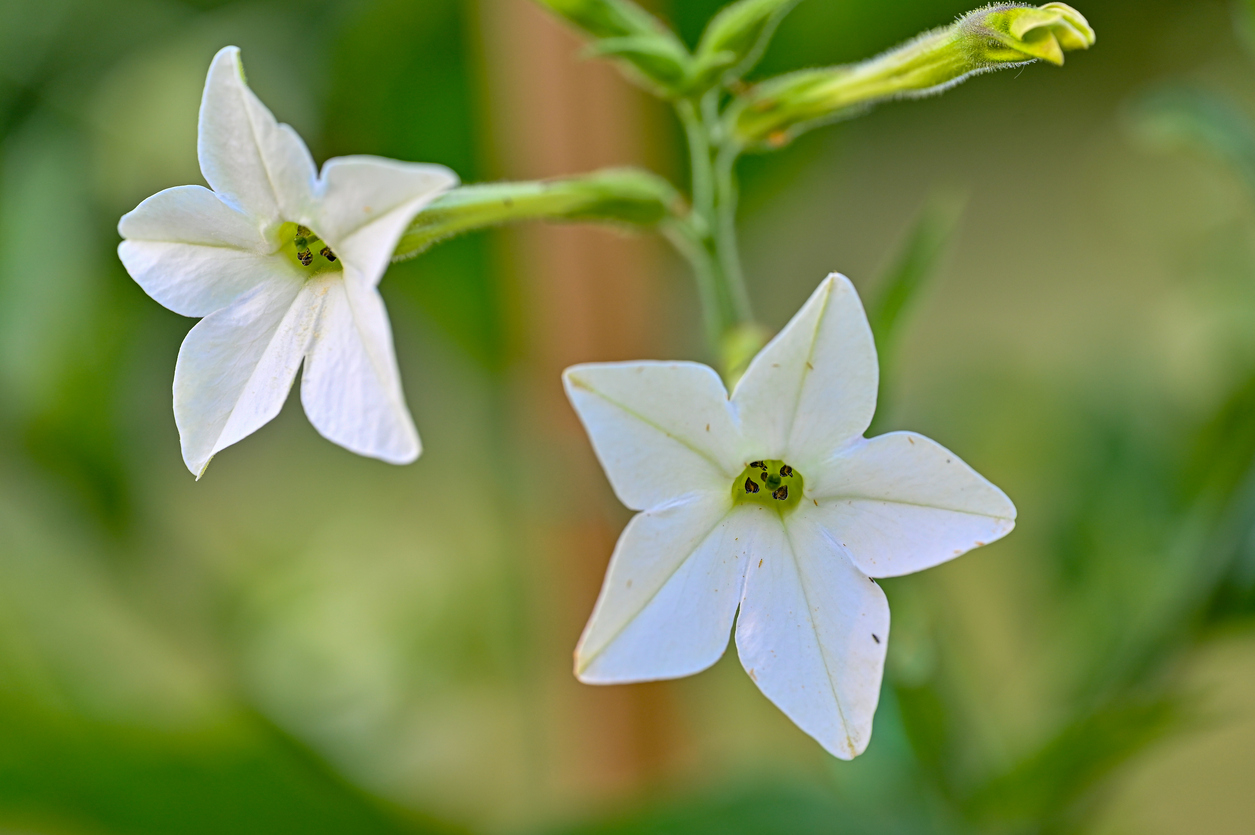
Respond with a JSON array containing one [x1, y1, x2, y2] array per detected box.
[[971, 2, 1095, 66], [730, 3, 1094, 149]]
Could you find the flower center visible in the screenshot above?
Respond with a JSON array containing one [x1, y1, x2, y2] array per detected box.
[[278, 221, 341, 274], [732, 459, 804, 512]]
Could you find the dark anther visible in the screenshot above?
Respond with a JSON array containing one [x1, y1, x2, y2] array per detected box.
[[320, 246, 337, 262], [298, 249, 313, 266], [296, 225, 312, 237], [744, 477, 760, 494], [772, 485, 788, 501], [750, 461, 765, 470], [779, 464, 793, 477]]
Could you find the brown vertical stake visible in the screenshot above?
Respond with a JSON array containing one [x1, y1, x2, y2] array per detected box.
[[476, 0, 683, 817]]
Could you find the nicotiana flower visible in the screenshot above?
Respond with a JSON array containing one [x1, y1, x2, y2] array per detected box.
[[118, 47, 458, 477], [563, 274, 1016, 758]]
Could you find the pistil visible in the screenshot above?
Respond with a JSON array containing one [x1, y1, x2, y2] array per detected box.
[[280, 221, 340, 273]]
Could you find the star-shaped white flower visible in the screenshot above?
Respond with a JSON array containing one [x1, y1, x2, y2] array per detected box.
[[118, 46, 458, 477], [563, 274, 1016, 759]]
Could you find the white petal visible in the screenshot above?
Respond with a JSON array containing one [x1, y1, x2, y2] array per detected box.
[[736, 507, 889, 760], [119, 185, 265, 248], [576, 493, 749, 683], [198, 46, 317, 225], [174, 275, 315, 477], [732, 274, 878, 468], [299, 273, 419, 464], [314, 156, 458, 286], [806, 432, 1016, 578], [563, 361, 744, 510], [118, 186, 278, 317]]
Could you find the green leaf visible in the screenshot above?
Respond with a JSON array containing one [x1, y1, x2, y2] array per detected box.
[[1179, 367, 1255, 621], [532, 0, 693, 97], [687, 0, 802, 93], [533, 0, 665, 40], [1125, 86, 1255, 197], [866, 189, 965, 432], [1234, 0, 1255, 59], [964, 696, 1183, 831], [0, 693, 462, 835], [893, 680, 954, 796], [393, 168, 684, 261]]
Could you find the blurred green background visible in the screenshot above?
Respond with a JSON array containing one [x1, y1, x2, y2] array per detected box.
[[3, 0, 1255, 832]]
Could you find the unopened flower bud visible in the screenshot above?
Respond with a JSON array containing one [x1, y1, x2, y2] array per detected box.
[[533, 0, 663, 40], [730, 3, 1094, 149], [687, 0, 800, 93], [968, 2, 1095, 67], [534, 0, 693, 96]]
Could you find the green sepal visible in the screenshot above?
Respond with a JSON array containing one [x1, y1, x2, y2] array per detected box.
[[687, 0, 802, 93], [392, 168, 684, 261]]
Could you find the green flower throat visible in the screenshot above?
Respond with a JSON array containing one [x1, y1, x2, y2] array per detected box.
[[732, 459, 804, 512], [279, 222, 341, 274]]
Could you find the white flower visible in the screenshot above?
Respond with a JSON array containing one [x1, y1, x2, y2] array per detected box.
[[118, 46, 458, 477], [563, 273, 1016, 759]]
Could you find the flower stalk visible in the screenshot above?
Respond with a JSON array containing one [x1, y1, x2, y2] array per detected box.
[[671, 97, 760, 376], [393, 168, 683, 260], [404, 1, 1094, 384], [388, 1, 1098, 384]]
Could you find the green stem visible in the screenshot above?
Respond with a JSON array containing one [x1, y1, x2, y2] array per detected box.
[[677, 100, 713, 221], [713, 142, 751, 325], [662, 220, 723, 353], [674, 95, 761, 380]]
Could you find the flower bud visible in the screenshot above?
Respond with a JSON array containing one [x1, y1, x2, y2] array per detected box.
[[730, 3, 1094, 149], [534, 0, 694, 97], [969, 2, 1095, 67], [534, 0, 665, 40], [687, 0, 800, 93]]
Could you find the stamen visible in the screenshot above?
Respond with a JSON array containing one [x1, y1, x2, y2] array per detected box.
[[320, 246, 337, 262], [732, 458, 803, 512], [296, 225, 312, 237], [298, 249, 313, 266]]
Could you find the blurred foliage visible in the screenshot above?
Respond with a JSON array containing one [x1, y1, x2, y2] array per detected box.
[[1, 0, 1255, 834]]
